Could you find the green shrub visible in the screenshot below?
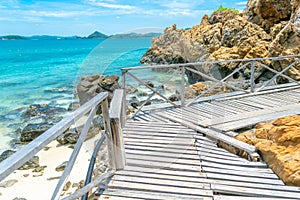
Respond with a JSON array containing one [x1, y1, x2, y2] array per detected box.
[[212, 5, 239, 15]]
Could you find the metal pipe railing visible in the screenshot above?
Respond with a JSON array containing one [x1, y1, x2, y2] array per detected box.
[[121, 55, 300, 117]]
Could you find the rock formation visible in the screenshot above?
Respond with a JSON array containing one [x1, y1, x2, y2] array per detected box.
[[141, 0, 300, 84], [237, 115, 300, 187], [77, 74, 120, 106]]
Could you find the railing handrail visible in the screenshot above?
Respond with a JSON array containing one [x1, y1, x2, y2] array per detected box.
[[0, 92, 109, 182], [106, 89, 126, 170], [121, 55, 300, 118], [121, 54, 300, 71]]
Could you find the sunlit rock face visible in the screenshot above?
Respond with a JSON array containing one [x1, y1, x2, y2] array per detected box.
[[141, 0, 300, 84], [237, 115, 300, 186]]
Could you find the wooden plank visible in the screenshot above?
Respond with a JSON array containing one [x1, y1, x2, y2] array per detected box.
[[196, 146, 245, 159], [202, 167, 279, 179], [217, 85, 300, 101], [207, 173, 284, 185], [111, 175, 211, 190], [123, 165, 206, 178], [201, 161, 274, 173], [197, 150, 254, 162], [102, 189, 213, 200], [124, 137, 195, 145], [126, 158, 202, 172], [211, 184, 299, 199], [157, 113, 257, 154], [115, 169, 206, 182], [126, 153, 201, 166], [199, 156, 267, 167], [107, 180, 213, 197], [114, 170, 300, 193], [214, 196, 296, 200], [125, 149, 199, 160], [126, 143, 197, 155], [201, 103, 300, 127], [99, 195, 145, 200], [217, 108, 300, 131], [148, 113, 173, 122], [220, 100, 260, 111], [234, 99, 272, 109], [124, 127, 195, 134], [209, 102, 245, 114], [124, 133, 194, 140]]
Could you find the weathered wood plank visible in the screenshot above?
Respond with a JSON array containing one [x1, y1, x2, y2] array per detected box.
[[157, 113, 257, 154], [125, 149, 199, 160], [200, 161, 274, 173], [199, 156, 267, 167], [111, 175, 211, 190], [125, 141, 196, 151], [217, 84, 300, 101], [216, 108, 300, 131], [202, 167, 279, 179], [211, 184, 299, 199], [207, 173, 284, 185], [214, 196, 296, 200], [107, 180, 213, 197], [115, 169, 206, 182], [122, 165, 206, 178], [114, 170, 299, 193], [124, 137, 195, 145], [102, 189, 213, 200], [201, 103, 300, 127], [126, 158, 202, 172], [126, 153, 201, 166]]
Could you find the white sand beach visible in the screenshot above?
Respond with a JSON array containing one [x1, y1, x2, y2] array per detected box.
[[0, 135, 101, 200]]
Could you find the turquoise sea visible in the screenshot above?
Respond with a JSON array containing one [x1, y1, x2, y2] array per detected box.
[[0, 38, 160, 153]]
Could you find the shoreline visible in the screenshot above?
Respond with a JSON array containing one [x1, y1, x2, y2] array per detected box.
[[0, 134, 103, 199]]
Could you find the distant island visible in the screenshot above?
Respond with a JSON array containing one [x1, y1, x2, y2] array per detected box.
[[0, 31, 162, 40]]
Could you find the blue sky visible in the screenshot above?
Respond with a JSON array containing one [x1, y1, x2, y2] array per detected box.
[[0, 0, 247, 36]]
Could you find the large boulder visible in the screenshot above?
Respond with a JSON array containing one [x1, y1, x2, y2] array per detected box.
[[23, 104, 66, 118], [20, 122, 53, 142], [237, 115, 300, 186], [77, 74, 120, 106]]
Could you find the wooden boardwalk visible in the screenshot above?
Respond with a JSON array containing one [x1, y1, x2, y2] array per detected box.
[[98, 86, 300, 199]]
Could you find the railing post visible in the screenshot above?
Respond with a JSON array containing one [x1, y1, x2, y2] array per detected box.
[[181, 66, 186, 107], [121, 70, 127, 128], [250, 61, 255, 93], [109, 89, 126, 170], [101, 98, 115, 169]]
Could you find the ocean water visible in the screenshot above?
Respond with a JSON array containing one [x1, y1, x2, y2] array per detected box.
[[0, 38, 164, 153]]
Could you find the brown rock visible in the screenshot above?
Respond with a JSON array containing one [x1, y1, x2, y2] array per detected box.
[[244, 0, 292, 32], [141, 1, 300, 84], [237, 115, 300, 186]]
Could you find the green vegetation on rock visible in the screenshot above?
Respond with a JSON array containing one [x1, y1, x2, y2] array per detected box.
[[212, 5, 239, 15]]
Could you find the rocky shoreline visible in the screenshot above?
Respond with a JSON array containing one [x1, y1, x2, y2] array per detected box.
[[140, 0, 300, 86]]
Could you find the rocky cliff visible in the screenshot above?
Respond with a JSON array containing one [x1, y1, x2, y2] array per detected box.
[[141, 0, 300, 84]]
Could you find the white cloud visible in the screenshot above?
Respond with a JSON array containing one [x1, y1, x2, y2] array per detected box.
[[86, 0, 137, 10], [236, 1, 248, 6]]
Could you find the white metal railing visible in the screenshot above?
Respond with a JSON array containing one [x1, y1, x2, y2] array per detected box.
[[0, 90, 126, 200], [121, 55, 300, 117]]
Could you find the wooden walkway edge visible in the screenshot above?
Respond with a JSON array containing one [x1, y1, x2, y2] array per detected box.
[[97, 87, 300, 199]]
